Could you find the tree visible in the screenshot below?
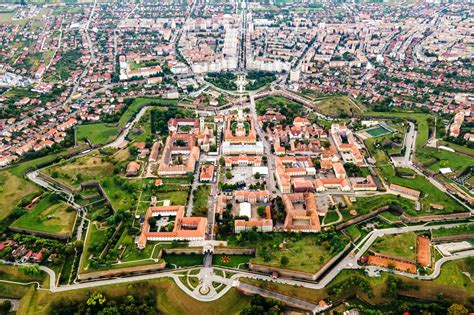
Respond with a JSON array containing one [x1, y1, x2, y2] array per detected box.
[[280, 255, 289, 266], [257, 206, 266, 218], [254, 172, 261, 179], [225, 170, 232, 179], [447, 304, 468, 315], [148, 217, 157, 228], [0, 300, 11, 314]]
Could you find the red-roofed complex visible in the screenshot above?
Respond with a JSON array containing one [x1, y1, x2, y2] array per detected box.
[[330, 124, 364, 166], [282, 193, 321, 232], [137, 206, 207, 249]]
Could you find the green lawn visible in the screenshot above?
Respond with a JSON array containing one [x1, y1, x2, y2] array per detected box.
[[341, 194, 414, 221], [193, 185, 210, 216], [438, 140, 474, 156], [118, 97, 177, 127], [80, 222, 108, 272], [370, 232, 417, 261], [431, 224, 474, 238], [417, 147, 473, 173], [378, 164, 463, 213], [10, 194, 77, 236], [114, 230, 162, 262], [162, 254, 204, 267], [250, 233, 347, 274], [76, 123, 119, 145], [44, 152, 114, 188], [0, 265, 49, 286], [0, 170, 38, 220], [19, 277, 251, 315], [156, 190, 190, 207], [322, 211, 340, 225]]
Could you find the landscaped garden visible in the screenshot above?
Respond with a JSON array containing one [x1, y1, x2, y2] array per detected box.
[[212, 254, 252, 268], [256, 95, 303, 123]]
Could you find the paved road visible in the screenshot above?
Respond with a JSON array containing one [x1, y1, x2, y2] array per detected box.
[[105, 104, 149, 149], [249, 94, 277, 196], [4, 222, 471, 301]]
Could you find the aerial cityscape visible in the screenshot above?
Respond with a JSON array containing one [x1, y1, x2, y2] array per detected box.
[[0, 0, 473, 314]]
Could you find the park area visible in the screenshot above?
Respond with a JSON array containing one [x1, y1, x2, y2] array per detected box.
[[10, 193, 77, 237], [256, 95, 303, 122]]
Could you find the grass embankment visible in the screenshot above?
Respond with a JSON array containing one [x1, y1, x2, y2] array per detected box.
[[76, 123, 119, 145], [378, 164, 463, 213], [0, 170, 38, 220], [370, 232, 418, 261], [341, 194, 413, 221], [118, 98, 178, 128], [432, 224, 474, 238], [241, 257, 474, 306], [316, 96, 366, 117], [10, 193, 77, 235]]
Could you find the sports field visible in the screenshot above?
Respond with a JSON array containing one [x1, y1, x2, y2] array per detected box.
[[365, 125, 392, 137]]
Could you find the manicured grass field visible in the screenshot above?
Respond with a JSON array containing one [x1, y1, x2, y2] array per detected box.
[[76, 123, 119, 145], [113, 230, 162, 262], [10, 194, 77, 236], [316, 96, 366, 117], [162, 254, 204, 267], [156, 190, 190, 206], [0, 170, 38, 220], [370, 232, 417, 261]]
